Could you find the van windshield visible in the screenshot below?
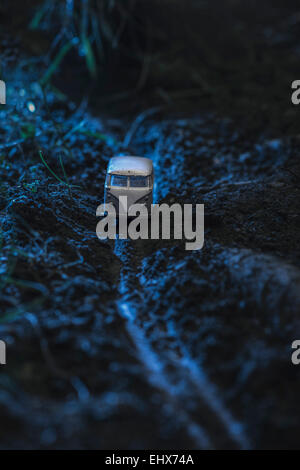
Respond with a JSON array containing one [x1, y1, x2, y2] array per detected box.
[[110, 175, 128, 187], [129, 176, 148, 187]]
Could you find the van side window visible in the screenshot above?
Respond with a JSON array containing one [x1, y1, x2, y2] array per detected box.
[[129, 176, 148, 187], [111, 175, 128, 187]]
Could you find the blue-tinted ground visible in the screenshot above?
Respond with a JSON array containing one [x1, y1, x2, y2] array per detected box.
[[0, 0, 300, 449]]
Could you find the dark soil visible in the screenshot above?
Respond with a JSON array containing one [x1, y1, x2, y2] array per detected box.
[[0, 0, 300, 450]]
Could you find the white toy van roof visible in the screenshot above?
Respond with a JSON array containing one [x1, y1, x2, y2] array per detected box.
[[107, 156, 153, 176]]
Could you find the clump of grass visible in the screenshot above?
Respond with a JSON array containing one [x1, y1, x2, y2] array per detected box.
[[29, 0, 142, 85], [38, 150, 79, 193]]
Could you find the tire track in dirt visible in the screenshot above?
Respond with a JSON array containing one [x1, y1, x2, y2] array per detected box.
[[113, 240, 250, 448]]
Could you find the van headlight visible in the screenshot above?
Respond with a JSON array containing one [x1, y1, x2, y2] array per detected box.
[[136, 194, 150, 204], [105, 192, 119, 204]]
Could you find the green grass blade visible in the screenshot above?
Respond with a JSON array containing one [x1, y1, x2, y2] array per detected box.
[[39, 150, 69, 186], [82, 36, 98, 79], [40, 38, 79, 86]]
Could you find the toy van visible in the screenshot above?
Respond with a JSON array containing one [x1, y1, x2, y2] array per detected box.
[[104, 156, 154, 214]]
